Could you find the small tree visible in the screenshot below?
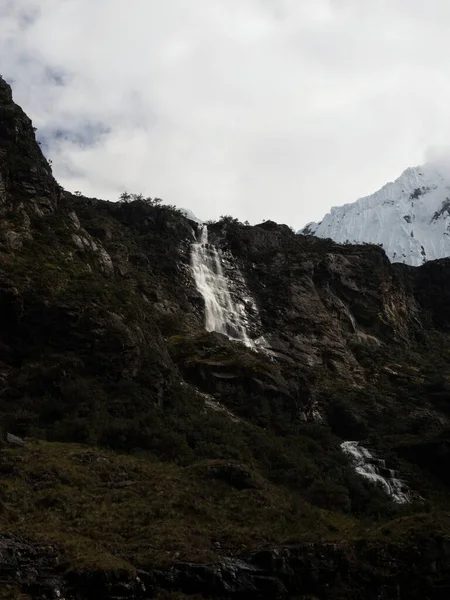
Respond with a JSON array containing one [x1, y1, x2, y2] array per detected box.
[[219, 215, 241, 226], [119, 192, 131, 202]]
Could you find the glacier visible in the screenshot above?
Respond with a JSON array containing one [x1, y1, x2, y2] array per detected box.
[[300, 163, 450, 266]]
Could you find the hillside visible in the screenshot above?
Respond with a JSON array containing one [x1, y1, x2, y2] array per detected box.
[[2, 75, 450, 598]]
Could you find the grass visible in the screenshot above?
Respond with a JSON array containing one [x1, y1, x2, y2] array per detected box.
[[1, 438, 443, 578], [0, 439, 360, 573]]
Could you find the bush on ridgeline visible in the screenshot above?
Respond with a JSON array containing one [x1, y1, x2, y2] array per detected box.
[[118, 192, 181, 216], [119, 192, 160, 205], [218, 215, 242, 226]]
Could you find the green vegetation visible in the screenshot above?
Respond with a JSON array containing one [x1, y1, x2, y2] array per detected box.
[[0, 438, 448, 580], [0, 440, 354, 570], [118, 191, 182, 216]]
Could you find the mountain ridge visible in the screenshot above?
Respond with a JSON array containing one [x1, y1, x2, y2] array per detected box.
[[301, 163, 450, 266]]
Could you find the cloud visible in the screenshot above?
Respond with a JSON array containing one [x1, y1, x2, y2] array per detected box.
[[2, 0, 450, 226]]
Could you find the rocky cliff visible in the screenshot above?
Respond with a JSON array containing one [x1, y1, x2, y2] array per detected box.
[[1, 75, 450, 599]]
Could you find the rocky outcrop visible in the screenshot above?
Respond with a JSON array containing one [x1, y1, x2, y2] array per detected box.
[[201, 219, 448, 439], [0, 76, 60, 257], [158, 540, 450, 599], [0, 78, 58, 206], [3, 534, 450, 599], [0, 535, 145, 600]]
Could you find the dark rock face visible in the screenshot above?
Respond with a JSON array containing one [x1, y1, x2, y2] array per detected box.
[[2, 534, 450, 599], [411, 258, 450, 331], [0, 77, 59, 217], [3, 74, 450, 598], [0, 535, 146, 600], [159, 541, 450, 600], [205, 220, 446, 438]]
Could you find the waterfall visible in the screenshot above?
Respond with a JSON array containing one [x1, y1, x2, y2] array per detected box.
[[191, 225, 254, 347], [341, 441, 409, 504]]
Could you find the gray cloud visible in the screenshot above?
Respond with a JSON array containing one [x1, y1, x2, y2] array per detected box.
[[2, 0, 450, 226]]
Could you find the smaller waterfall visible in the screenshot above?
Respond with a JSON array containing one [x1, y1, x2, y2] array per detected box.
[[191, 225, 254, 347], [341, 441, 409, 504]]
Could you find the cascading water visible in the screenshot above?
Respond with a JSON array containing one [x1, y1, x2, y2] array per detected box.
[[191, 225, 254, 348], [341, 441, 409, 504]]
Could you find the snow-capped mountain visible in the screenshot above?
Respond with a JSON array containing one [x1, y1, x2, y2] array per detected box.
[[300, 164, 450, 266]]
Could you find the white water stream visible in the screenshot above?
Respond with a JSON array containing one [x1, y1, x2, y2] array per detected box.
[[341, 441, 409, 504], [191, 225, 255, 348]]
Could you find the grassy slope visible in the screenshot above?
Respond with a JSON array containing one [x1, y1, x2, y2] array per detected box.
[[0, 440, 356, 571]]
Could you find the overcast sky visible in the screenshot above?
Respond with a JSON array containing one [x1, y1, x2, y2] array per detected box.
[[2, 0, 450, 228]]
